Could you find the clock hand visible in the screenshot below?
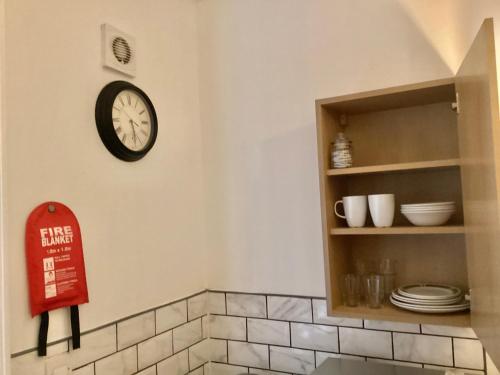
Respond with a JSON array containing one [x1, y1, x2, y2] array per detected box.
[[129, 120, 137, 146]]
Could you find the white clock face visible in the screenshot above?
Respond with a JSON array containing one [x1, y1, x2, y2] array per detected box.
[[112, 90, 153, 151]]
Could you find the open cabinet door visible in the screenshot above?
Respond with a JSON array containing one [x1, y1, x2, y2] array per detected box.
[[456, 18, 500, 364]]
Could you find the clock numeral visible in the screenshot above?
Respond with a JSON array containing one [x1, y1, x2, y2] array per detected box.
[[119, 96, 125, 106], [141, 121, 149, 125], [135, 98, 139, 108], [115, 126, 122, 134], [113, 117, 120, 122], [139, 110, 145, 115], [113, 106, 121, 111], [121, 134, 127, 143], [141, 129, 148, 136], [127, 94, 131, 105]]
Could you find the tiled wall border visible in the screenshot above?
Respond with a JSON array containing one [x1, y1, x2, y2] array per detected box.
[[11, 291, 210, 375], [10, 290, 500, 375], [204, 290, 495, 375]]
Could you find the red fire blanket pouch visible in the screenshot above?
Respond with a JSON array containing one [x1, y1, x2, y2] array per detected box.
[[25, 202, 89, 356]]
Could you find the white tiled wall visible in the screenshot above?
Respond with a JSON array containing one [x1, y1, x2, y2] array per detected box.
[[11, 290, 500, 375], [205, 291, 496, 375], [11, 291, 209, 375]]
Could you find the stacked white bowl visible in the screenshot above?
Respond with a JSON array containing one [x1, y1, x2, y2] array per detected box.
[[401, 202, 455, 226]]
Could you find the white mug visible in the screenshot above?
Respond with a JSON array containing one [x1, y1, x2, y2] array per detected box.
[[334, 195, 367, 227], [368, 194, 395, 227]]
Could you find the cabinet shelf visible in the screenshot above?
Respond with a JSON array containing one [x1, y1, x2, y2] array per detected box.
[[326, 159, 460, 176], [330, 226, 465, 235], [331, 304, 470, 327]]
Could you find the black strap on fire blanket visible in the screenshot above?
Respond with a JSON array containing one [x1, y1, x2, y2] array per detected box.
[[70, 305, 80, 349], [38, 306, 80, 356], [37, 311, 49, 356]]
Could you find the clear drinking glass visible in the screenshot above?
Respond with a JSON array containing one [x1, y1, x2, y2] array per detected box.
[[379, 259, 397, 301], [355, 260, 375, 304], [365, 274, 384, 309], [342, 273, 360, 307]]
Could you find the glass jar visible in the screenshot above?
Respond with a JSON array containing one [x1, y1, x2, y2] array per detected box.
[[331, 132, 353, 168]]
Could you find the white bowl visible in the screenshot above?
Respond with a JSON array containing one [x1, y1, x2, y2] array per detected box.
[[402, 210, 454, 226]]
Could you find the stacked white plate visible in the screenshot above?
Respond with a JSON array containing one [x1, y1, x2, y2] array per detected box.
[[390, 283, 470, 313], [401, 202, 456, 226]]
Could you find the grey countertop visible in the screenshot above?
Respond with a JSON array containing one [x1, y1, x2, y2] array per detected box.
[[311, 358, 444, 375]]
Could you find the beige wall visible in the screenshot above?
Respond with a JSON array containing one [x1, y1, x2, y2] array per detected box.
[[198, 0, 500, 296], [4, 0, 206, 353], [5, 0, 500, 359]]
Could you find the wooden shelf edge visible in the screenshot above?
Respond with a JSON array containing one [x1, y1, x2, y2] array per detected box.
[[326, 159, 460, 176], [330, 304, 470, 327], [330, 226, 465, 235]]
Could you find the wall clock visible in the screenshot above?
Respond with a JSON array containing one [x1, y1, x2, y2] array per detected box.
[[95, 81, 158, 161]]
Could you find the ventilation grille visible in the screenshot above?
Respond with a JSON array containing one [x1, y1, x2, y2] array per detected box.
[[112, 37, 132, 65], [101, 24, 136, 77]]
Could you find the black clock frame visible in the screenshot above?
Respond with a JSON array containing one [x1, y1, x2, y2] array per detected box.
[[95, 80, 158, 162]]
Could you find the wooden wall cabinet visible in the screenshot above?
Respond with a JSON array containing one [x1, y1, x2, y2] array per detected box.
[[316, 19, 500, 363]]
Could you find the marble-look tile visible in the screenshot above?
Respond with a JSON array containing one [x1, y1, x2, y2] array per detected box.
[[487, 353, 500, 375], [72, 363, 94, 375], [423, 364, 484, 374], [95, 346, 137, 375], [453, 339, 484, 370], [291, 323, 338, 352], [173, 318, 203, 353], [364, 320, 420, 333], [339, 327, 392, 359], [202, 315, 209, 338], [268, 296, 312, 323], [312, 299, 363, 327], [137, 366, 157, 375], [248, 318, 290, 346], [188, 292, 208, 321], [226, 293, 267, 318], [367, 358, 422, 368], [11, 341, 69, 375], [157, 350, 189, 375], [137, 330, 173, 370], [269, 346, 315, 374], [156, 300, 188, 334], [208, 292, 226, 315], [393, 333, 453, 366], [117, 311, 155, 350], [315, 351, 364, 367], [250, 369, 291, 375], [208, 362, 248, 375], [189, 339, 210, 370], [421, 324, 476, 338], [189, 367, 204, 375], [209, 315, 246, 340], [71, 325, 117, 369], [210, 338, 228, 362], [228, 340, 269, 369]]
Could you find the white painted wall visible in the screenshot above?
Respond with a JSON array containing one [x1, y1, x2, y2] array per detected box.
[[4, 0, 206, 353], [198, 0, 500, 296]]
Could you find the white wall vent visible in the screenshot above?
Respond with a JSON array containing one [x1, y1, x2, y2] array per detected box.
[[101, 24, 136, 77]]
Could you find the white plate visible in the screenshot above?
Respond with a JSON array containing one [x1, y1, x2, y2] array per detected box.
[[390, 296, 469, 314], [398, 284, 462, 300], [401, 202, 455, 207], [401, 207, 455, 212], [391, 291, 463, 306]]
